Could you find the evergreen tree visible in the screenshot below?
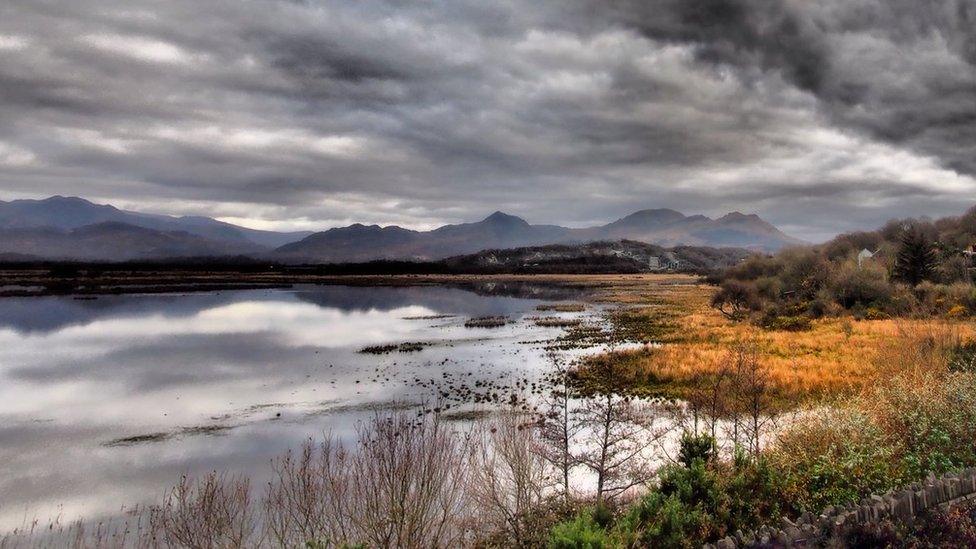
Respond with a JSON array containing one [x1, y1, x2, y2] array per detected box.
[[893, 225, 937, 286]]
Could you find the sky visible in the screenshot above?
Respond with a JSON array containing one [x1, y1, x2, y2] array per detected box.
[[0, 0, 973, 242]]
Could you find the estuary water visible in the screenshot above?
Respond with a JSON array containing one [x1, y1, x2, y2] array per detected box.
[[0, 283, 602, 529]]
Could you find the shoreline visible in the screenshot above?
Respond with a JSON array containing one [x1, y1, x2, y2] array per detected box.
[[0, 270, 703, 298]]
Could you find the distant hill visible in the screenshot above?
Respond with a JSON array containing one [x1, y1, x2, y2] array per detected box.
[[276, 209, 801, 263], [0, 196, 311, 248], [0, 222, 264, 261], [441, 240, 752, 274]]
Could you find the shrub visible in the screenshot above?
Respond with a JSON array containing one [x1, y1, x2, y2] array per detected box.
[[864, 307, 888, 320], [677, 432, 714, 467], [916, 282, 976, 315], [865, 371, 976, 479], [937, 254, 972, 284], [711, 280, 761, 320], [767, 408, 898, 513], [808, 288, 842, 318], [548, 511, 613, 549], [827, 261, 893, 310], [881, 282, 918, 316], [613, 452, 786, 547], [753, 276, 783, 300], [776, 248, 831, 301], [724, 254, 781, 281], [948, 304, 968, 318], [757, 314, 812, 332]]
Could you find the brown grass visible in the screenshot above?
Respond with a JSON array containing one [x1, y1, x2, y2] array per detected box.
[[576, 275, 976, 404]]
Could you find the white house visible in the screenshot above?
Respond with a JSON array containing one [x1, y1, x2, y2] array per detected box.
[[857, 248, 875, 268]]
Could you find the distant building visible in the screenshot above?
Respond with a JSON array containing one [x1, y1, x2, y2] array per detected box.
[[857, 248, 875, 268], [661, 252, 680, 270]]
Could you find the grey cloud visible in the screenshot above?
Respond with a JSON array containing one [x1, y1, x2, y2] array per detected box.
[[0, 0, 973, 240]]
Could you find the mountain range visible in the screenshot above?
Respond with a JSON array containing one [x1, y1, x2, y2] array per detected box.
[[276, 209, 801, 262], [0, 196, 801, 262], [0, 196, 310, 248]]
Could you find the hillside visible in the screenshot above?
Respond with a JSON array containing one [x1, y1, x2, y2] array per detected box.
[[441, 240, 751, 274], [0, 222, 263, 261]]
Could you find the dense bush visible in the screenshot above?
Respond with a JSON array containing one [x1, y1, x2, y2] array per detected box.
[[548, 510, 612, 549], [915, 281, 976, 315], [612, 451, 786, 548], [715, 209, 976, 323], [546, 435, 788, 548], [767, 408, 898, 512], [868, 371, 976, 479], [710, 280, 761, 319], [827, 261, 893, 310]]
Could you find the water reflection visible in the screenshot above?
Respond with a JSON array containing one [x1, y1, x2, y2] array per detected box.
[[0, 284, 593, 529]]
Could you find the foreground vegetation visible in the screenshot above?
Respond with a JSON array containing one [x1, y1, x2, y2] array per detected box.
[[551, 321, 976, 548], [6, 318, 976, 548]]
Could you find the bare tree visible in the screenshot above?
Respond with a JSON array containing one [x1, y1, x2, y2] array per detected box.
[[470, 413, 551, 546], [681, 362, 731, 458], [577, 392, 669, 502], [149, 472, 260, 548], [724, 339, 774, 457], [265, 438, 354, 547], [535, 348, 582, 503], [6, 409, 570, 548], [350, 412, 472, 548], [265, 410, 474, 548], [573, 356, 671, 503]]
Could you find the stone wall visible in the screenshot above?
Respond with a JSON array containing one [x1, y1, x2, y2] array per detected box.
[[703, 468, 976, 548]]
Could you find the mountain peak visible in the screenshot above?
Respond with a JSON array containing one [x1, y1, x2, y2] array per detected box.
[[717, 211, 764, 223], [44, 195, 90, 203], [625, 208, 685, 219], [632, 208, 683, 216], [481, 211, 529, 226], [607, 208, 687, 229], [38, 195, 112, 209]]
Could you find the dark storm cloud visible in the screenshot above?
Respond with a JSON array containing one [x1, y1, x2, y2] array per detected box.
[[266, 35, 416, 84], [0, 0, 973, 239], [608, 0, 830, 92], [609, 0, 976, 176]]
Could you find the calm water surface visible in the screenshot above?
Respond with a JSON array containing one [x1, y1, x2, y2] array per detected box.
[[0, 284, 601, 528]]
